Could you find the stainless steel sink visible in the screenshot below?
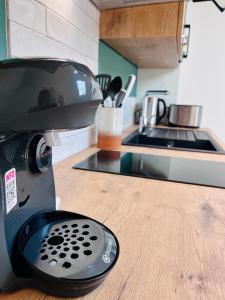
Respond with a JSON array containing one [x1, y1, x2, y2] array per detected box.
[[122, 128, 224, 153]]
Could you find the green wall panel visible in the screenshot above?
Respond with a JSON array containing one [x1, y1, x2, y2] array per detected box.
[[0, 0, 7, 60], [99, 41, 137, 97]]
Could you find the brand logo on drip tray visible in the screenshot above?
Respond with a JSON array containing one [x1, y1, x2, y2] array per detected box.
[[102, 239, 113, 264]]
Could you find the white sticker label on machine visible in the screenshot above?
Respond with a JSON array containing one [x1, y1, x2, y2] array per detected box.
[[5, 168, 17, 214]]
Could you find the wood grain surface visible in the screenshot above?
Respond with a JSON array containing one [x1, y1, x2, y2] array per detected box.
[[100, 2, 185, 68], [100, 3, 179, 39], [1, 126, 225, 300]]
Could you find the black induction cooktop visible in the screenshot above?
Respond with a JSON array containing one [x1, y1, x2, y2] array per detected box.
[[73, 150, 225, 189]]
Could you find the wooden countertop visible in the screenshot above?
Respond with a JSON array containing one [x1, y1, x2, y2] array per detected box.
[[2, 126, 225, 300]]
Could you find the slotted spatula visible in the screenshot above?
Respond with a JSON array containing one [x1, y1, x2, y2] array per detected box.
[[96, 74, 112, 100]]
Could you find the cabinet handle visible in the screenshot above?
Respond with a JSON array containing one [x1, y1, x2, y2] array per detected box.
[[182, 24, 191, 59]]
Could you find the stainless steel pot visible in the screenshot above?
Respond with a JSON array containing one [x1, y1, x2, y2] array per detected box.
[[169, 105, 202, 128]]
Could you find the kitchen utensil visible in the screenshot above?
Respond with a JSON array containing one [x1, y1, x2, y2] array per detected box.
[[115, 90, 126, 108], [104, 76, 122, 107], [96, 74, 111, 100], [0, 58, 119, 297], [169, 104, 202, 128], [116, 74, 136, 108]]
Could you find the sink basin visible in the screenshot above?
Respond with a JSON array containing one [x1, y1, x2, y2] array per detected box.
[[122, 128, 224, 153]]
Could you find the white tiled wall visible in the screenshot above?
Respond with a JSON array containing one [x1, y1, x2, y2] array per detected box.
[[177, 2, 225, 143], [7, 0, 100, 163], [137, 68, 180, 106]]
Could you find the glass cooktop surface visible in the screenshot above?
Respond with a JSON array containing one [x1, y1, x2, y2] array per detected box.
[[73, 150, 225, 189]]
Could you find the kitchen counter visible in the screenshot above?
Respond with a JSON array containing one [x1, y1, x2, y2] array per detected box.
[[2, 126, 225, 300]]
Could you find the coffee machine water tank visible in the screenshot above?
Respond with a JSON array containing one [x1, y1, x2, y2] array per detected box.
[[0, 58, 102, 131]]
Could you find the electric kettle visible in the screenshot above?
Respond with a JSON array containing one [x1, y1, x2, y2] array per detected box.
[[142, 95, 167, 128]]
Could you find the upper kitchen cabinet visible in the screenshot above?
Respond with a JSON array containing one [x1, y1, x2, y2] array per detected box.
[[99, 2, 186, 68]]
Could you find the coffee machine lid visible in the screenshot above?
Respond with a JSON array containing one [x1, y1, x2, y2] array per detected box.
[[0, 58, 102, 132]]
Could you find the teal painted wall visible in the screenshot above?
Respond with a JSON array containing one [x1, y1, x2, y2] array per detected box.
[[99, 41, 137, 97], [0, 0, 7, 59]]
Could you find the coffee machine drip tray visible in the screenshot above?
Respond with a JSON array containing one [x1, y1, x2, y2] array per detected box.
[[73, 150, 225, 189], [14, 211, 119, 297]]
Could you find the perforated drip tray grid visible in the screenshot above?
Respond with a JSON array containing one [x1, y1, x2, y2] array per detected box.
[[16, 211, 119, 282]]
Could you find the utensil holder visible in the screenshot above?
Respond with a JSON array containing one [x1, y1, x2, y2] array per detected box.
[[97, 107, 123, 150]]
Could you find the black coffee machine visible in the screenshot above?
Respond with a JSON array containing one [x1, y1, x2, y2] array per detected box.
[[0, 58, 119, 297]]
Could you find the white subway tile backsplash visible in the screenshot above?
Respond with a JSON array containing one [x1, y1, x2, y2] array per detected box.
[[47, 10, 87, 54], [72, 51, 86, 65], [73, 0, 100, 24], [86, 57, 98, 75], [122, 97, 136, 128], [86, 17, 99, 42], [72, 0, 87, 11], [59, 126, 93, 139], [85, 0, 100, 24], [86, 38, 98, 61], [37, 0, 71, 21], [69, 3, 90, 37], [67, 2, 99, 42], [9, 21, 76, 59], [52, 127, 97, 164], [38, 0, 98, 39], [8, 0, 46, 34]]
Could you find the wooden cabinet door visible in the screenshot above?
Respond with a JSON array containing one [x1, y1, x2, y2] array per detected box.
[[132, 3, 179, 38], [100, 3, 180, 39], [100, 2, 186, 68]]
